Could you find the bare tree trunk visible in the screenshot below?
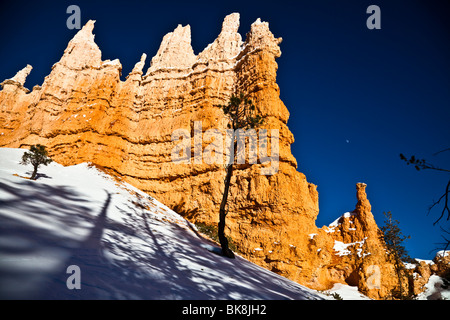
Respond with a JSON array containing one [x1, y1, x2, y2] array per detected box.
[[218, 164, 235, 258], [30, 164, 38, 180], [218, 136, 237, 259]]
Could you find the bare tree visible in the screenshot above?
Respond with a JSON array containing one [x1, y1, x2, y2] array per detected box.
[[400, 150, 450, 251], [218, 93, 263, 258]]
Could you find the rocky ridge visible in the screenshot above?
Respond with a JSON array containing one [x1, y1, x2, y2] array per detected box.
[[0, 14, 448, 299]]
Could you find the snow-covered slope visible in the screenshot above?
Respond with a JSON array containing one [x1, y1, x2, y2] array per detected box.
[[416, 275, 450, 300], [0, 148, 326, 300]]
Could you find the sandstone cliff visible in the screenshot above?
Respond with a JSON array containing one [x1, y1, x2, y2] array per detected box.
[[0, 14, 447, 299]]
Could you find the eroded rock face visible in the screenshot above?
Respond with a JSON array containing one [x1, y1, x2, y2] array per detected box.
[[1, 14, 447, 299], [314, 183, 401, 299], [8, 64, 33, 87]]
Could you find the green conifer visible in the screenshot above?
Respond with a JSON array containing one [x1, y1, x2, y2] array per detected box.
[[20, 144, 52, 180]]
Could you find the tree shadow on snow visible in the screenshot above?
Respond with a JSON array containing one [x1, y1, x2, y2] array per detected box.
[[0, 180, 95, 299], [0, 180, 320, 300]]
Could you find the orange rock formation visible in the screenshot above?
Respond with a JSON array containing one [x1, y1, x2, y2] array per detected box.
[[1, 14, 447, 299]]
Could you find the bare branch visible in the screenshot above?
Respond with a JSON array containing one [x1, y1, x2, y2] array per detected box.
[[431, 179, 450, 225], [399, 153, 450, 173], [433, 148, 450, 156]]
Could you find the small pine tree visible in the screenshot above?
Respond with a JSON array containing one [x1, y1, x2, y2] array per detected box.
[[20, 144, 52, 180], [331, 292, 343, 300], [380, 211, 414, 299]]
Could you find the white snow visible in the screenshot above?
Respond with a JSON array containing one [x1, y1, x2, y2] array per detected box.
[[328, 212, 355, 228], [415, 258, 434, 265], [323, 283, 372, 300], [416, 275, 450, 300], [0, 148, 324, 300], [437, 250, 449, 258], [333, 241, 352, 256], [333, 238, 366, 257], [102, 59, 121, 67], [404, 262, 417, 270]]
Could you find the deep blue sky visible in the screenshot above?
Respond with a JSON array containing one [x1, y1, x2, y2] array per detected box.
[[1, 0, 449, 259]]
